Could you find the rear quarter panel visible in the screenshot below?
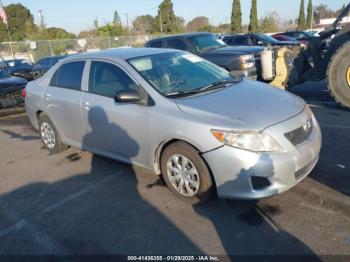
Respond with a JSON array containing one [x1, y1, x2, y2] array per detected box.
[[25, 80, 47, 129]]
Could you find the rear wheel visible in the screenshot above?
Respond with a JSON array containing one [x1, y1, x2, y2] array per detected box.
[[38, 114, 67, 154], [160, 142, 215, 205], [327, 42, 350, 109]]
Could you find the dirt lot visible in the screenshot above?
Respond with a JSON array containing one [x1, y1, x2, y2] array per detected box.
[[0, 81, 349, 257]]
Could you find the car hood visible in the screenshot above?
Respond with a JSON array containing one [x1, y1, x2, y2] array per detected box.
[[175, 80, 305, 131], [202, 45, 264, 55]]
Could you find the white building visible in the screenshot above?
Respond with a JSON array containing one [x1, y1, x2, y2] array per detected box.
[[319, 16, 350, 27]]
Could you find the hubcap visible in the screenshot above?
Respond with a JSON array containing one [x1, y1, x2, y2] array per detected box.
[[40, 122, 56, 149], [166, 154, 200, 197], [347, 66, 350, 86]]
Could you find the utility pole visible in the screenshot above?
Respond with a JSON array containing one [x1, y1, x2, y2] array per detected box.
[[125, 13, 129, 35], [159, 12, 163, 35], [38, 9, 46, 30]]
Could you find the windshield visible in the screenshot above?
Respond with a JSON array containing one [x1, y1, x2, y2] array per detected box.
[[0, 61, 11, 78], [258, 34, 280, 43], [187, 34, 227, 52], [7, 59, 32, 67], [277, 35, 297, 42], [303, 31, 315, 37], [128, 52, 238, 97]]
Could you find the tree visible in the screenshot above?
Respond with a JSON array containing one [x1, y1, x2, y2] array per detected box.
[[216, 23, 231, 34], [97, 23, 123, 37], [133, 15, 155, 34], [0, 4, 36, 42], [186, 16, 211, 32], [112, 11, 123, 35], [154, 0, 179, 34], [231, 0, 242, 33], [175, 16, 186, 33], [249, 0, 259, 33], [113, 11, 122, 27], [306, 0, 313, 29], [259, 12, 280, 33], [46, 28, 75, 39], [313, 4, 338, 23], [94, 18, 99, 29], [298, 0, 306, 30]]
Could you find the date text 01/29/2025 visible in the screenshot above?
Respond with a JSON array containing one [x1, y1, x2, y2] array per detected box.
[[127, 256, 220, 261]]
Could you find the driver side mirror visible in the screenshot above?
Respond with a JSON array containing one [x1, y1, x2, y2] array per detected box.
[[114, 90, 141, 103]]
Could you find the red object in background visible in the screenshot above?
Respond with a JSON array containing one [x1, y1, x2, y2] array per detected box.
[[0, 2, 8, 25], [21, 88, 26, 97]]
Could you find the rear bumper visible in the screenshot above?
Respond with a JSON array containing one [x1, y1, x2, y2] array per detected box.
[[202, 111, 322, 200], [13, 72, 33, 80]]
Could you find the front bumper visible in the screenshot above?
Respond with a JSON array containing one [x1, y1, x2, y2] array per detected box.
[[230, 67, 257, 80], [202, 111, 322, 200]]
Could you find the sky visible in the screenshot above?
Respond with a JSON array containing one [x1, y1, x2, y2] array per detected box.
[[3, 0, 348, 34]]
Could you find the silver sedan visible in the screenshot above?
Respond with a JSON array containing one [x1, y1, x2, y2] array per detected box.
[[25, 48, 322, 204]]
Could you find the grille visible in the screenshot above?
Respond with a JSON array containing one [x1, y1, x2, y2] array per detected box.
[[285, 119, 313, 146], [254, 53, 262, 78]]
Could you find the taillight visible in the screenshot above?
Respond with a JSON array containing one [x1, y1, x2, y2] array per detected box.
[[21, 89, 26, 97]]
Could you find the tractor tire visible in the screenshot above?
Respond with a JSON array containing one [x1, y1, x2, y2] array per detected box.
[[327, 42, 350, 109]]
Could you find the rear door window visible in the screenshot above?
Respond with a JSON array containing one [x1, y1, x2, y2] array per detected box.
[[165, 39, 188, 51], [37, 58, 49, 67], [148, 40, 163, 48], [233, 36, 248, 45], [50, 61, 85, 91]]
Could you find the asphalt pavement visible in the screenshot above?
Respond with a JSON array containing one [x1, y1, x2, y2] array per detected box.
[[0, 81, 349, 257]]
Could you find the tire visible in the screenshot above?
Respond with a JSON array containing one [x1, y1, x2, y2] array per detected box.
[[38, 114, 67, 154], [160, 141, 215, 205], [327, 42, 350, 109]]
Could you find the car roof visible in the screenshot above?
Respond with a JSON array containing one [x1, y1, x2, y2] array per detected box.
[[63, 48, 180, 61], [148, 32, 212, 41], [38, 55, 67, 61]]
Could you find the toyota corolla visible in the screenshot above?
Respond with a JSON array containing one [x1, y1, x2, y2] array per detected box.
[[25, 48, 322, 204]]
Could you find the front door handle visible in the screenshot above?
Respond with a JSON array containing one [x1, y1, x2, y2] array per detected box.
[[44, 94, 53, 101], [84, 102, 95, 110]]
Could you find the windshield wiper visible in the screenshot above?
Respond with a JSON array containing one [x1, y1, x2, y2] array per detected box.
[[166, 79, 241, 98], [166, 90, 202, 98], [199, 79, 241, 92]]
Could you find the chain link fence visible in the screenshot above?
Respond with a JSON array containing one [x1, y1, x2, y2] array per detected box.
[[0, 35, 162, 62], [0, 35, 164, 110]]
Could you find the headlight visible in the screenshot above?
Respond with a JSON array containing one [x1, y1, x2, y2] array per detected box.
[[239, 54, 255, 69], [305, 104, 313, 117], [240, 54, 255, 62], [211, 130, 283, 152]]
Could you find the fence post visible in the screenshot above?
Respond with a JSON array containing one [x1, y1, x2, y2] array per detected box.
[[49, 40, 54, 56]]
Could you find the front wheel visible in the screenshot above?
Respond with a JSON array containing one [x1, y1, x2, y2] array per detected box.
[[160, 142, 215, 205], [327, 42, 350, 109]]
